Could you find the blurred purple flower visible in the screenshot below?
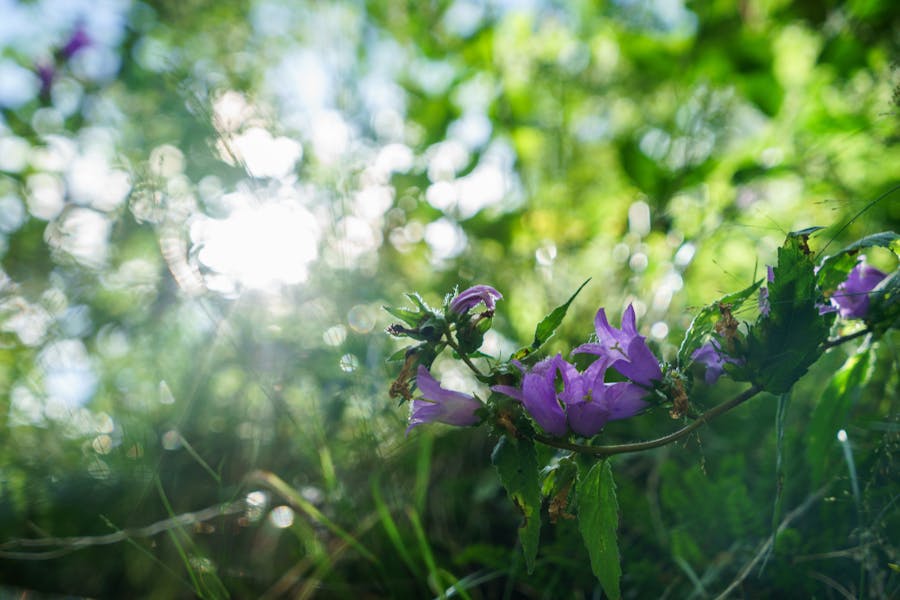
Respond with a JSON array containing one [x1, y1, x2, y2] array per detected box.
[[406, 366, 481, 434], [573, 304, 662, 387], [449, 284, 502, 314], [61, 26, 91, 60], [691, 339, 740, 385], [830, 261, 886, 319], [492, 354, 648, 437], [37, 63, 55, 97]]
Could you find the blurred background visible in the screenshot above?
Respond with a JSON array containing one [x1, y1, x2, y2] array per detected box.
[[0, 0, 898, 597]]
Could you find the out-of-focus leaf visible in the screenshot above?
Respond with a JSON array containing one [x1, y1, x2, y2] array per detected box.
[[762, 391, 792, 573], [491, 435, 542, 574], [576, 459, 621, 600], [867, 268, 900, 335], [806, 349, 873, 484]]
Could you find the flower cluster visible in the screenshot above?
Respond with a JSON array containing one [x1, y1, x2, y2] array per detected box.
[[397, 245, 893, 435], [401, 287, 662, 437], [488, 304, 663, 437], [492, 353, 650, 437]]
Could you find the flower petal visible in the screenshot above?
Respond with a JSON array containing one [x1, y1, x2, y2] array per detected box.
[[831, 261, 886, 319], [449, 284, 503, 314], [407, 366, 481, 433], [566, 399, 609, 437], [605, 383, 649, 421], [613, 337, 662, 387]]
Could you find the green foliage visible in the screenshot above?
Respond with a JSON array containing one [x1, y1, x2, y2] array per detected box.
[[514, 278, 590, 362], [491, 435, 542, 573], [576, 460, 622, 600], [817, 231, 900, 293], [0, 0, 898, 597], [806, 349, 874, 484], [868, 269, 900, 335], [677, 277, 762, 368], [740, 232, 832, 393]]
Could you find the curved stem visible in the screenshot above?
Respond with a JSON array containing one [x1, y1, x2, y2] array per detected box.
[[822, 327, 870, 349], [532, 384, 763, 457], [444, 331, 486, 377]]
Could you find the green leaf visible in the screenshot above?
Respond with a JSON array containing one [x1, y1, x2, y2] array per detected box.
[[457, 316, 492, 356], [387, 347, 412, 362], [762, 391, 792, 573], [806, 349, 873, 484], [677, 278, 762, 368], [384, 305, 423, 327], [530, 279, 591, 352], [817, 231, 900, 292], [790, 226, 825, 237], [742, 234, 831, 393], [406, 292, 436, 314], [576, 460, 621, 600], [491, 435, 542, 573]]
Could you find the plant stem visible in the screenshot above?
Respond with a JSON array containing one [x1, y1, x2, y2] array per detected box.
[[444, 331, 486, 377], [822, 328, 871, 349], [532, 384, 763, 457]]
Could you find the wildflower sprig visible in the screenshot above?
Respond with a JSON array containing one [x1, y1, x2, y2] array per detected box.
[[385, 229, 898, 597]]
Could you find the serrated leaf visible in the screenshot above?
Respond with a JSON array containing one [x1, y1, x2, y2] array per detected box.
[[817, 231, 900, 292], [790, 226, 825, 238], [677, 278, 762, 368], [530, 279, 590, 351], [806, 350, 872, 484], [384, 305, 422, 327], [744, 235, 830, 393], [577, 460, 621, 600], [406, 292, 435, 314], [491, 435, 542, 573]]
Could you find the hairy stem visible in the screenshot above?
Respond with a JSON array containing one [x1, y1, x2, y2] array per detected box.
[[444, 331, 486, 377], [532, 384, 763, 457]]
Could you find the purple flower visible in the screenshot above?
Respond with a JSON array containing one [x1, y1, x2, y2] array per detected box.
[[561, 358, 648, 436], [573, 304, 662, 387], [61, 27, 91, 60], [493, 355, 569, 436], [691, 339, 740, 385], [492, 354, 648, 437], [407, 366, 482, 434], [830, 261, 887, 319], [37, 63, 55, 97], [449, 284, 502, 314]]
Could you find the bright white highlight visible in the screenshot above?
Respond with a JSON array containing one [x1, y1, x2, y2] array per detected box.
[[226, 127, 302, 179], [193, 202, 319, 291], [268, 505, 295, 529], [837, 429, 848, 442]]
